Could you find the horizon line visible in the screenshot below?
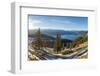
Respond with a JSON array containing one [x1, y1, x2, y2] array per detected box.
[[28, 28, 88, 31]]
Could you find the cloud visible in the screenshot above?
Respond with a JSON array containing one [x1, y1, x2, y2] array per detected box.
[[29, 19, 42, 29], [50, 19, 72, 24]]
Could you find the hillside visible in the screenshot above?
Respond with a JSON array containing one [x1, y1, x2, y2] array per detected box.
[[72, 33, 88, 47]]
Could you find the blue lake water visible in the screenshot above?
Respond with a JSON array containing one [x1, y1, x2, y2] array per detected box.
[[51, 34, 81, 41], [61, 34, 80, 40]]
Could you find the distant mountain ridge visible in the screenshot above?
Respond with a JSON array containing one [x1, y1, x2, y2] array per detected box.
[[29, 29, 87, 35], [28, 29, 87, 40], [29, 33, 55, 40]]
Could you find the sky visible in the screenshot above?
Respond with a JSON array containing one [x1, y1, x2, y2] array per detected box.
[[28, 15, 88, 31]]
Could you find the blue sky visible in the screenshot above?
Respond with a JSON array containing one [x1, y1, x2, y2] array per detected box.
[[28, 15, 88, 31]]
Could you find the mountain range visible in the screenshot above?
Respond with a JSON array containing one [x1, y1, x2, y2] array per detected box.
[[28, 29, 87, 41]]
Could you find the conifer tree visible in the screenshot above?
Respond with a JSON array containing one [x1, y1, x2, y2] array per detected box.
[[54, 33, 62, 53], [34, 28, 42, 50]]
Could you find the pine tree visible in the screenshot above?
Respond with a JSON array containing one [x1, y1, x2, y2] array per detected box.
[[34, 28, 42, 50], [54, 33, 62, 53], [69, 42, 72, 50]]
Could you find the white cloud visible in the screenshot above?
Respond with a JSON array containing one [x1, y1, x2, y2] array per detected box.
[[50, 19, 72, 25], [29, 19, 42, 29]]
